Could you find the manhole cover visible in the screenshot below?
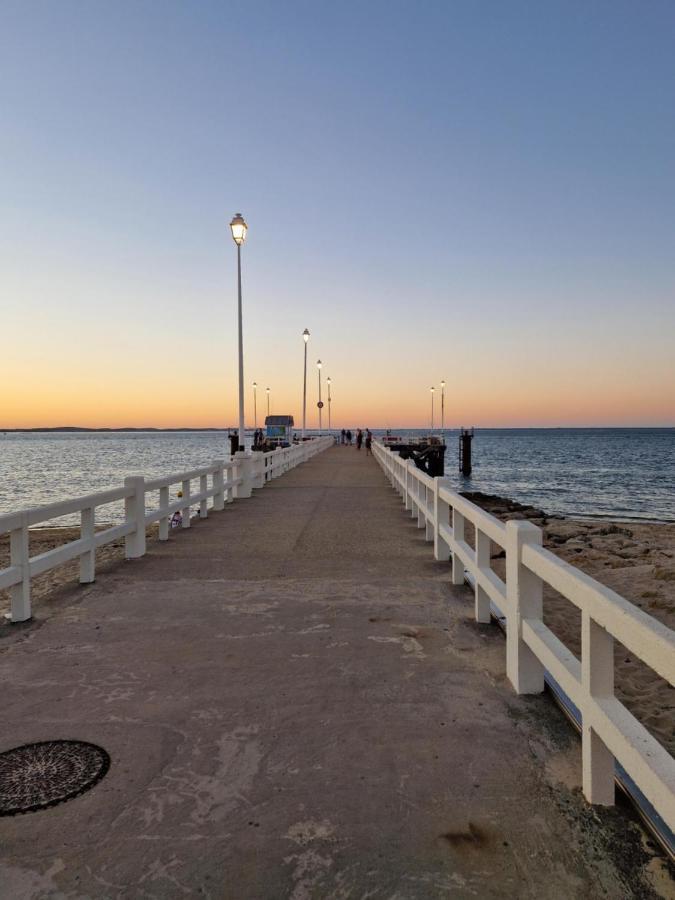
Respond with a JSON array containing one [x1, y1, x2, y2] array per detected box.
[[0, 740, 110, 816]]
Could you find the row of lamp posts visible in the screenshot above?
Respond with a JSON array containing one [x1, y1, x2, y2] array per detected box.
[[251, 382, 272, 429], [230, 212, 331, 450]]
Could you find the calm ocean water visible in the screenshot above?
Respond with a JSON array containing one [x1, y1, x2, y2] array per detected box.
[[0, 429, 673, 524]]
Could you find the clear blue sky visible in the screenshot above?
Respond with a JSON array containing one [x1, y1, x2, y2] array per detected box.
[[1, 1, 674, 427]]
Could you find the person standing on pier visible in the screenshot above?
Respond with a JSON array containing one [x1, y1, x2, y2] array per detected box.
[[341, 428, 346, 445], [346, 429, 352, 446], [365, 430, 372, 456], [356, 429, 363, 451]]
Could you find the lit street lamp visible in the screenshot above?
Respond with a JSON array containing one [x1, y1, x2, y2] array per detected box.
[[253, 381, 258, 429], [302, 328, 310, 438], [266, 386, 271, 418], [440, 379, 446, 433], [327, 377, 332, 432], [430, 386, 435, 431], [317, 360, 323, 432], [229, 213, 248, 449]]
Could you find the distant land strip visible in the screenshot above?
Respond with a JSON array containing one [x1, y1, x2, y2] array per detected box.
[[1, 427, 232, 433]]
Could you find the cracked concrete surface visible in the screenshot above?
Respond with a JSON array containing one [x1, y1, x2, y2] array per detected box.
[[0, 447, 659, 898]]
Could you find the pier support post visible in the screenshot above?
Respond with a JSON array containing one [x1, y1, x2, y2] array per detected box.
[[124, 476, 146, 559], [582, 613, 615, 805], [433, 478, 452, 561], [212, 460, 225, 510], [8, 516, 31, 622], [505, 520, 544, 694]]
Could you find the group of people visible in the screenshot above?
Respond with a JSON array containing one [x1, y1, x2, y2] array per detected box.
[[339, 428, 373, 455]]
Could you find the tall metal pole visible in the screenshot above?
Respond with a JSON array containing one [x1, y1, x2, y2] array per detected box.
[[441, 381, 445, 433], [431, 388, 434, 431], [327, 378, 331, 431], [266, 387, 270, 418], [236, 243, 245, 448], [253, 382, 257, 429], [302, 338, 308, 438], [318, 368, 322, 432]]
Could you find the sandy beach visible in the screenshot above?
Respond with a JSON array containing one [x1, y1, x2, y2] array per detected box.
[[1, 500, 673, 758]]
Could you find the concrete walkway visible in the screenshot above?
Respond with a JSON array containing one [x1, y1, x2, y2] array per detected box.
[[0, 447, 654, 898]]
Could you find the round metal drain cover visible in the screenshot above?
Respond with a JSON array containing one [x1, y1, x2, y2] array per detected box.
[[0, 740, 110, 817]]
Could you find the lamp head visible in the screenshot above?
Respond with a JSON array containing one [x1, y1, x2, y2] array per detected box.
[[327, 377, 331, 385], [253, 381, 257, 388], [303, 328, 310, 343], [317, 359, 322, 370], [441, 380, 446, 389], [266, 386, 270, 394], [431, 386, 435, 393], [229, 213, 247, 245]]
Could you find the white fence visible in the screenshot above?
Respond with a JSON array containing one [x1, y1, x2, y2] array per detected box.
[[1, 438, 333, 625], [373, 441, 675, 834]]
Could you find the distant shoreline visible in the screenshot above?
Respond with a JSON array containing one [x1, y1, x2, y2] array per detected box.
[[2, 426, 673, 433]]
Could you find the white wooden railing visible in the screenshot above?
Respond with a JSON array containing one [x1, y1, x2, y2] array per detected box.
[[1, 438, 333, 625], [373, 441, 675, 834]]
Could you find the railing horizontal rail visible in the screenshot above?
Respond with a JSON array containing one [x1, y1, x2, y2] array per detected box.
[[0, 486, 132, 532]]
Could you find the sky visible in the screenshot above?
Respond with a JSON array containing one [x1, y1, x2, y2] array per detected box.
[[1, 0, 674, 429]]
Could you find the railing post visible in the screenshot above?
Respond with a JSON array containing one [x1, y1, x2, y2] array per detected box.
[[181, 478, 191, 528], [451, 507, 465, 586], [9, 515, 31, 622], [79, 505, 96, 583], [433, 478, 452, 562], [475, 528, 492, 623], [233, 451, 253, 498], [212, 460, 225, 510], [505, 520, 544, 694], [159, 486, 170, 540], [124, 476, 146, 559], [582, 612, 615, 805], [199, 474, 208, 518], [253, 453, 264, 488], [424, 485, 434, 541], [406, 460, 415, 514]]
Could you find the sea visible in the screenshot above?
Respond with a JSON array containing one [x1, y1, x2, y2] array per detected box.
[[0, 428, 673, 525]]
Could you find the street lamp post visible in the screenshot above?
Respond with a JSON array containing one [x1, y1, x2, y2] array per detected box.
[[266, 387, 270, 418], [302, 329, 310, 438], [317, 360, 323, 432], [327, 377, 332, 432], [440, 379, 446, 433], [253, 382, 258, 429], [430, 386, 435, 431], [229, 213, 248, 450]]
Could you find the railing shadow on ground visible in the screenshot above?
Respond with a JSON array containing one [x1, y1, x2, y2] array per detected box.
[[373, 440, 675, 853]]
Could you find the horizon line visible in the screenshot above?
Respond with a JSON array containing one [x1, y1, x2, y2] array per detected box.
[[2, 425, 674, 433]]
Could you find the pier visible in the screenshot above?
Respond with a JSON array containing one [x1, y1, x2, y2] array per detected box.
[[0, 443, 673, 897]]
